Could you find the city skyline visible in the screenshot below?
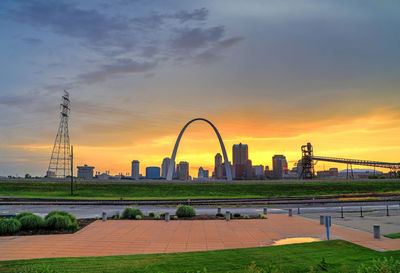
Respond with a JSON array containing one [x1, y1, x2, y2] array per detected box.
[[1, 1, 400, 177]]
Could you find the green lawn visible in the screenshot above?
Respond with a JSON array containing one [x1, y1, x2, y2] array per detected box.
[[0, 241, 399, 273], [384, 232, 400, 239], [0, 180, 399, 200]]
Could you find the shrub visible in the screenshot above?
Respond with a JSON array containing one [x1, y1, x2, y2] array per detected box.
[[258, 213, 266, 219], [0, 218, 21, 234], [357, 257, 400, 273], [173, 215, 178, 220], [244, 215, 250, 219], [216, 213, 224, 217], [45, 211, 77, 225], [155, 215, 161, 220], [45, 215, 72, 230], [234, 213, 241, 218], [19, 214, 45, 230], [122, 208, 143, 219], [16, 211, 34, 220], [112, 213, 120, 219], [175, 205, 196, 218], [135, 215, 142, 220], [159, 212, 165, 217], [148, 212, 155, 217]]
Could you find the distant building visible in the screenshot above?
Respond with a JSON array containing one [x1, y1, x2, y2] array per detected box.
[[198, 167, 209, 179], [233, 143, 248, 179], [97, 173, 110, 180], [245, 159, 253, 179], [131, 160, 139, 180], [214, 153, 223, 179], [146, 167, 161, 179], [177, 161, 189, 180], [161, 157, 172, 178], [272, 155, 287, 179], [77, 164, 94, 179], [253, 165, 264, 178], [45, 170, 56, 178]]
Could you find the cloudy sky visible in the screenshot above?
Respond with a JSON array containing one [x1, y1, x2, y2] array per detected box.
[[0, 0, 399, 177]]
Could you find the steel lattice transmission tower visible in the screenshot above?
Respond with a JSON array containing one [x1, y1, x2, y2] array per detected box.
[[46, 91, 71, 178]]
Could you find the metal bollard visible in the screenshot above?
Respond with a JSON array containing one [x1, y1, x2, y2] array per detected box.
[[297, 207, 300, 214], [324, 216, 331, 241], [226, 211, 231, 221], [341, 207, 344, 218], [217, 207, 221, 214], [165, 212, 170, 222], [386, 205, 390, 216], [360, 207, 363, 217], [373, 225, 380, 239], [263, 207, 267, 215], [288, 209, 292, 217], [320, 215, 325, 225], [102, 212, 107, 222]]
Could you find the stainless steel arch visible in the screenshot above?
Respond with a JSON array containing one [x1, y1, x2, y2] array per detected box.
[[166, 118, 233, 181]]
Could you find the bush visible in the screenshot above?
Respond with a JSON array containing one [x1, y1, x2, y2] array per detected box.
[[244, 215, 250, 219], [173, 215, 178, 220], [155, 215, 161, 220], [135, 215, 142, 220], [112, 213, 120, 219], [357, 257, 400, 273], [148, 212, 155, 217], [216, 213, 224, 217], [234, 213, 241, 218], [16, 211, 34, 220], [258, 213, 266, 219], [45, 215, 72, 230], [45, 211, 77, 225], [0, 218, 21, 234], [159, 212, 165, 217], [122, 208, 143, 219], [175, 205, 196, 218], [20, 214, 45, 230]]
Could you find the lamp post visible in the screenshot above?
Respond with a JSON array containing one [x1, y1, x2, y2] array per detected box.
[[70, 146, 74, 196]]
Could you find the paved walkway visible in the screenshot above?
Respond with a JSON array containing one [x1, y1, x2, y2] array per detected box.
[[0, 215, 398, 261]]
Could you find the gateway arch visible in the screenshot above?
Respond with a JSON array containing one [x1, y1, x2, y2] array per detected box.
[[166, 118, 233, 181]]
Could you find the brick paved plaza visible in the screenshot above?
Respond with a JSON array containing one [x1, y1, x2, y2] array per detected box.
[[0, 214, 398, 261]]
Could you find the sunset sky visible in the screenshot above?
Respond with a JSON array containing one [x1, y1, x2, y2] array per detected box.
[[0, 0, 400, 177]]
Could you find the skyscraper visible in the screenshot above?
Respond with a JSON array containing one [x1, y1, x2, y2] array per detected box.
[[233, 143, 248, 178], [161, 157, 173, 178], [214, 153, 223, 179], [198, 167, 209, 179], [272, 155, 287, 179], [177, 161, 189, 180], [131, 160, 139, 180]]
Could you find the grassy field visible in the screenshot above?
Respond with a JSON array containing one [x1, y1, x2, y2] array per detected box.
[[0, 180, 399, 199], [0, 241, 399, 272], [384, 232, 400, 239]]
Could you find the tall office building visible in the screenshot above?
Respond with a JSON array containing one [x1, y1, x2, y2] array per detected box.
[[245, 159, 253, 179], [161, 157, 173, 178], [233, 143, 248, 178], [253, 165, 264, 178], [214, 153, 223, 179], [131, 160, 139, 180], [177, 161, 189, 180], [198, 167, 209, 179], [272, 155, 287, 179]]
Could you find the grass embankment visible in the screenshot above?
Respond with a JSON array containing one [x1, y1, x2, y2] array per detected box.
[[0, 241, 399, 272], [385, 233, 400, 239], [0, 180, 399, 200]]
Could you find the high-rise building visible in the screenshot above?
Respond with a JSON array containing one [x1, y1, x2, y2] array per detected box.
[[77, 164, 94, 179], [245, 159, 253, 179], [198, 167, 209, 179], [253, 165, 264, 178], [214, 153, 223, 179], [233, 143, 248, 179], [146, 167, 161, 179], [131, 160, 139, 180], [177, 161, 189, 180], [161, 157, 173, 178], [272, 155, 287, 179]]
